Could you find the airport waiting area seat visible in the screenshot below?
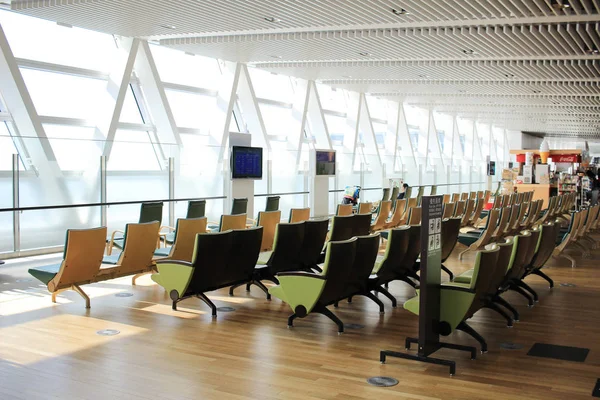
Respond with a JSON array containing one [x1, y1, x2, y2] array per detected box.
[[289, 207, 310, 223], [154, 217, 208, 261], [162, 200, 206, 244], [30, 221, 160, 308], [107, 201, 163, 255], [152, 227, 263, 317]]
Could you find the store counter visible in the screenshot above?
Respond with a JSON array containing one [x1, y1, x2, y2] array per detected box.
[[515, 184, 551, 209]]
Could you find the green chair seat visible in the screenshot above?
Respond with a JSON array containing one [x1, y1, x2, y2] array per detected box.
[[257, 251, 273, 265], [453, 269, 475, 284], [154, 247, 171, 257], [110, 238, 125, 250], [164, 232, 175, 244], [102, 253, 121, 265], [457, 233, 480, 246], [28, 264, 62, 285]]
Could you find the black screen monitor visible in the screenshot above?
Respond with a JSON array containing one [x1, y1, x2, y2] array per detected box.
[[315, 150, 336, 176], [231, 146, 263, 179]]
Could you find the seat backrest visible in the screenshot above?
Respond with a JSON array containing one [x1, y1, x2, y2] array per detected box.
[[289, 208, 310, 223], [442, 203, 456, 219], [371, 201, 392, 231], [405, 186, 413, 199], [441, 217, 461, 262], [329, 215, 355, 242], [476, 191, 484, 199], [47, 227, 107, 292], [469, 192, 477, 200], [529, 222, 560, 269], [451, 193, 460, 202], [115, 221, 160, 276], [345, 234, 380, 295], [492, 196, 502, 209], [265, 196, 280, 212], [461, 199, 476, 226], [505, 230, 533, 281], [187, 230, 233, 294], [484, 238, 516, 297], [502, 204, 520, 236], [374, 226, 411, 280], [513, 202, 528, 228], [407, 206, 422, 226], [354, 213, 373, 236], [382, 188, 391, 201], [139, 202, 163, 224], [358, 202, 373, 215], [468, 245, 501, 293], [222, 227, 263, 286], [493, 206, 511, 237], [186, 200, 206, 219], [460, 192, 468, 201], [169, 217, 208, 262], [263, 222, 305, 274], [231, 198, 248, 215], [416, 186, 425, 203], [336, 203, 353, 216], [501, 195, 510, 207], [443, 194, 451, 204], [319, 238, 357, 305], [430, 185, 437, 196], [469, 198, 485, 225], [390, 186, 400, 201], [219, 213, 247, 232], [387, 200, 405, 227], [257, 210, 282, 251], [399, 225, 421, 273], [299, 219, 329, 268], [453, 200, 466, 217]]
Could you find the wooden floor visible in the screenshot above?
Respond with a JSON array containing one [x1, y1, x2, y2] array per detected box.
[[1, 242, 600, 400]]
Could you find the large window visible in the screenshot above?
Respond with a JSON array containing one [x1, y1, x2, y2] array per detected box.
[[150, 44, 222, 90]]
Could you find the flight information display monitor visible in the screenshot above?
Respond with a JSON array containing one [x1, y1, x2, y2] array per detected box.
[[315, 150, 336, 176], [231, 146, 263, 179]]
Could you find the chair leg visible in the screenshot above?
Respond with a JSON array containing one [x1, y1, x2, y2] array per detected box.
[[456, 321, 487, 353], [71, 284, 91, 309], [373, 286, 397, 308], [229, 282, 247, 296], [492, 296, 520, 322], [532, 270, 554, 288], [509, 284, 534, 307], [483, 302, 513, 327], [132, 271, 152, 285], [441, 264, 454, 281], [288, 313, 298, 327], [315, 306, 344, 334], [458, 248, 470, 260], [553, 253, 576, 268], [399, 276, 418, 289], [196, 293, 217, 317], [361, 292, 385, 314], [249, 280, 272, 300], [516, 280, 539, 302]]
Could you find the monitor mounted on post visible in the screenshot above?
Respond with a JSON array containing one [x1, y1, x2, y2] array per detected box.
[[231, 146, 263, 180]]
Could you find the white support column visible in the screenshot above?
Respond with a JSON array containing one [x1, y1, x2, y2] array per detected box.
[[292, 79, 310, 167], [305, 80, 333, 150], [345, 91, 361, 169], [218, 62, 242, 162], [134, 40, 182, 155], [429, 110, 445, 169], [236, 64, 271, 153], [0, 24, 71, 205], [400, 103, 418, 169], [102, 38, 140, 158], [358, 93, 382, 168]]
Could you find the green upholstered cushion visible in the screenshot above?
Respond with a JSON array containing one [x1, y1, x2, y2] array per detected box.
[[457, 233, 480, 247], [151, 262, 194, 297], [268, 274, 326, 314], [29, 264, 62, 285], [154, 247, 171, 257], [102, 253, 121, 265], [453, 269, 474, 284], [106, 233, 124, 243], [257, 251, 272, 265], [110, 238, 125, 250], [379, 230, 389, 240]]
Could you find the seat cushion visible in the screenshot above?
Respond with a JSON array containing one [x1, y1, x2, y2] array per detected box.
[[453, 269, 474, 284], [29, 264, 62, 285], [110, 238, 125, 250], [379, 230, 389, 240], [102, 253, 121, 265], [457, 233, 480, 247], [154, 247, 171, 257], [164, 232, 175, 244], [257, 251, 273, 265]]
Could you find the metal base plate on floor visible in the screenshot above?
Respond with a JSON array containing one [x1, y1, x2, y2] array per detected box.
[[367, 376, 399, 387], [115, 292, 134, 298], [345, 323, 366, 330], [217, 307, 235, 312], [96, 329, 120, 336], [500, 342, 524, 350]]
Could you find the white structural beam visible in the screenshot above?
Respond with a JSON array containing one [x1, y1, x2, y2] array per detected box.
[[358, 93, 382, 169], [102, 38, 140, 158], [236, 64, 271, 153], [0, 24, 71, 205], [218, 62, 242, 162], [134, 40, 182, 153], [294, 78, 311, 167], [399, 103, 418, 169], [305, 80, 333, 150]]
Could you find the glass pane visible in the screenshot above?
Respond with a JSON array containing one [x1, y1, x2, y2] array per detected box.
[[0, 124, 19, 171], [165, 90, 222, 133], [22, 68, 113, 121], [43, 125, 102, 171], [316, 84, 347, 113], [0, 10, 118, 72], [259, 103, 299, 137], [120, 86, 145, 124], [107, 130, 161, 171], [150, 44, 222, 90], [249, 68, 294, 102]]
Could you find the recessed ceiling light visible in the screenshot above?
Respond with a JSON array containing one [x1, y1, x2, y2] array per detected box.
[[264, 17, 281, 23], [551, 0, 570, 10], [342, 75, 353, 78], [418, 74, 430, 78], [533, 89, 542, 93], [392, 8, 410, 15], [56, 21, 73, 28], [587, 48, 599, 55], [269, 55, 283, 59], [159, 24, 176, 29], [462, 49, 475, 55], [458, 89, 467, 93], [359, 52, 371, 57], [505, 73, 515, 78]]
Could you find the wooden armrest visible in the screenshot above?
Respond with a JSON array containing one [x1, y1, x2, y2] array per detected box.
[[155, 260, 193, 267], [276, 271, 326, 280], [110, 229, 125, 241], [159, 226, 175, 232]]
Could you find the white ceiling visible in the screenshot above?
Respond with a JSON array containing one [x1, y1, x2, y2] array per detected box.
[[8, 0, 600, 138]]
